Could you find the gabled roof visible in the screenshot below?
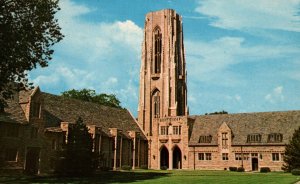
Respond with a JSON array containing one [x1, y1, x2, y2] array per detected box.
[[189, 111, 300, 146], [42, 93, 146, 139], [0, 94, 28, 124]]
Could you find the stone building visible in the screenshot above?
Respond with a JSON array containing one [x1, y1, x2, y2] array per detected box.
[[0, 87, 148, 174], [1, 9, 300, 174], [138, 9, 300, 171]]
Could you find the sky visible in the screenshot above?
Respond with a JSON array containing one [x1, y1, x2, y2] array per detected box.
[[29, 0, 300, 116]]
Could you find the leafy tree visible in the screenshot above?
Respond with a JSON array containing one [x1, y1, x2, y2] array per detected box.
[[282, 127, 300, 172], [205, 110, 228, 115], [58, 117, 96, 176], [61, 89, 122, 108], [0, 0, 63, 110]]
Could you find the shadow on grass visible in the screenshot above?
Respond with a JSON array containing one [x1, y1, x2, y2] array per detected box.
[[0, 171, 170, 184]]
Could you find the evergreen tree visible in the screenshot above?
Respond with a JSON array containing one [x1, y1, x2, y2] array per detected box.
[[283, 127, 300, 172], [62, 117, 96, 176]]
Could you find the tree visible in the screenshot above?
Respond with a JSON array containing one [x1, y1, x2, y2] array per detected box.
[[58, 117, 96, 176], [282, 127, 300, 172], [0, 0, 63, 110], [205, 110, 228, 115], [61, 89, 122, 108]]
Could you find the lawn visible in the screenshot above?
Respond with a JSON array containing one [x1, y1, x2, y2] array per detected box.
[[0, 170, 299, 184]]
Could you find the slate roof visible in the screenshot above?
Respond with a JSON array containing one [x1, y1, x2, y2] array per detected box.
[[189, 111, 300, 146], [42, 93, 146, 139], [0, 94, 28, 124]]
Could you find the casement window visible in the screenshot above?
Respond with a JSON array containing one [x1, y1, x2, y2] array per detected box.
[[198, 153, 205, 160], [222, 133, 228, 146], [272, 153, 280, 161], [198, 135, 212, 143], [205, 153, 212, 160], [160, 126, 168, 135], [5, 148, 18, 161], [235, 153, 249, 160], [173, 126, 181, 135], [198, 153, 212, 160], [222, 153, 229, 160]]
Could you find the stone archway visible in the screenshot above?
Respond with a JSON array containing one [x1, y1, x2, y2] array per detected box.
[[160, 146, 169, 169], [173, 146, 182, 169]]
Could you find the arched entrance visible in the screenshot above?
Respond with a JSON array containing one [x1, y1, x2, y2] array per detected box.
[[160, 146, 169, 169], [173, 146, 182, 169]]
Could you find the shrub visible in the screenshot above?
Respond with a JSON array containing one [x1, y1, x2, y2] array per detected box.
[[161, 166, 168, 170], [140, 165, 148, 170], [260, 167, 271, 173], [291, 169, 300, 175], [99, 166, 111, 171], [229, 167, 237, 171], [237, 167, 245, 172], [121, 165, 132, 170]]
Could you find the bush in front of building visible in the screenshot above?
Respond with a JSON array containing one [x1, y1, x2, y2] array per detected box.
[[121, 165, 132, 170], [140, 165, 148, 170], [260, 167, 271, 173], [291, 169, 300, 175], [161, 166, 168, 170], [229, 167, 237, 171], [237, 167, 245, 172]]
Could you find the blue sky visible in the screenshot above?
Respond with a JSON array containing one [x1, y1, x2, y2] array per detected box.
[[29, 0, 300, 116]]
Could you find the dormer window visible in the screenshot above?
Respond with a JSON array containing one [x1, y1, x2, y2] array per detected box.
[[247, 134, 261, 143], [268, 133, 283, 143], [198, 135, 212, 143]]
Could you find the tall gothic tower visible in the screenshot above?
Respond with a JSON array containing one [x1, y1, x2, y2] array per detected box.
[[138, 9, 189, 169], [138, 9, 187, 137]]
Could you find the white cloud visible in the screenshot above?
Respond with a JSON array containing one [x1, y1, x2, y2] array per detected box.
[[195, 0, 300, 32], [186, 36, 299, 85], [30, 0, 143, 112], [265, 86, 284, 103]]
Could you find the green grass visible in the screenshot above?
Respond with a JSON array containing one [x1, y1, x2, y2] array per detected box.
[[0, 170, 299, 184]]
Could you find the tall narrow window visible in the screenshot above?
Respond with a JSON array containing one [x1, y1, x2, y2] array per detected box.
[[154, 29, 162, 74], [153, 90, 160, 118], [222, 133, 228, 147]]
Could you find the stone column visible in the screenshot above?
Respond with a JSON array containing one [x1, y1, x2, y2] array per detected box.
[[169, 148, 173, 170], [113, 135, 117, 170], [138, 137, 141, 167], [119, 135, 123, 169], [132, 137, 136, 170]]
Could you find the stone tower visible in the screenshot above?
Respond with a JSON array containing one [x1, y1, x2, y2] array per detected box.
[[138, 9, 187, 136], [138, 9, 189, 169]]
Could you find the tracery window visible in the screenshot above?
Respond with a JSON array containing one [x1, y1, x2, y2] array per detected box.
[[153, 90, 160, 118], [154, 28, 162, 74]]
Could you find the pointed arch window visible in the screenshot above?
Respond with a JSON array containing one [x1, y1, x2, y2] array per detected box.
[[153, 90, 160, 118], [154, 28, 162, 74]]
